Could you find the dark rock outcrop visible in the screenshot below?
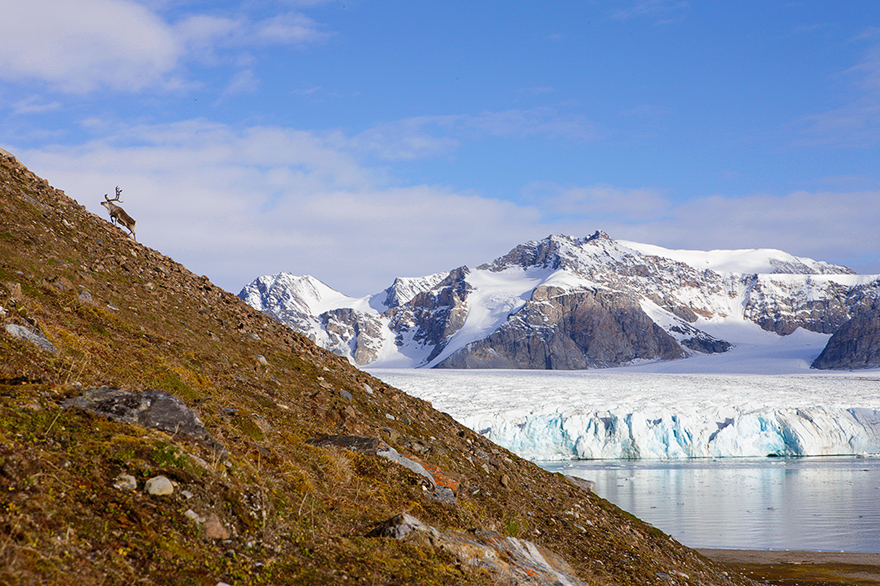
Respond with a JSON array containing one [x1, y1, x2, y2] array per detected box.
[[63, 387, 226, 456], [812, 310, 880, 370], [437, 286, 685, 369]]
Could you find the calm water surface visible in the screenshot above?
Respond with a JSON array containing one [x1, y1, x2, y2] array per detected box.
[[540, 457, 880, 552]]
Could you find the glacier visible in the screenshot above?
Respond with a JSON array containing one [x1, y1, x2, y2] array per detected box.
[[371, 332, 880, 460], [460, 404, 880, 460]]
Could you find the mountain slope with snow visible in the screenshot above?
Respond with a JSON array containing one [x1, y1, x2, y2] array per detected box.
[[239, 231, 880, 370]]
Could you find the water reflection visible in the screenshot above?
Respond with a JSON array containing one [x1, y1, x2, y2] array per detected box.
[[541, 457, 880, 552]]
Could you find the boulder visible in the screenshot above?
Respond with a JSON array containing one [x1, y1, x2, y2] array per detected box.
[[372, 513, 588, 585], [63, 387, 226, 457], [5, 324, 57, 353], [144, 475, 174, 496]]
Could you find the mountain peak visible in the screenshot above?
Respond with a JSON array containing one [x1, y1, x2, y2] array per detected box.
[[243, 230, 880, 370], [585, 229, 613, 242]]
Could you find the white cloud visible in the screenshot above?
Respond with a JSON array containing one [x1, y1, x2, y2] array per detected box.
[[582, 191, 880, 274], [17, 120, 544, 295], [0, 0, 180, 93], [610, 0, 689, 21], [254, 12, 331, 45], [0, 1, 331, 94], [224, 69, 260, 95], [348, 118, 461, 161], [14, 118, 879, 298], [524, 182, 670, 222]]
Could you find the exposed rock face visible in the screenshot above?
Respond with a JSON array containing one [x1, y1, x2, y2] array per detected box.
[[389, 267, 473, 363], [381, 272, 449, 308], [4, 324, 57, 353], [812, 309, 880, 370], [63, 387, 226, 456], [371, 513, 589, 586], [742, 276, 875, 335], [437, 286, 684, 369], [322, 308, 385, 365], [241, 232, 880, 370]]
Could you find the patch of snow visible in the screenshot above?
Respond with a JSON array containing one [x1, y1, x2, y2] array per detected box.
[[619, 241, 852, 275], [425, 266, 552, 366]]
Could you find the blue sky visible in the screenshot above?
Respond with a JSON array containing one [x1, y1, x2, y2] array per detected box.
[[2, 0, 879, 295]]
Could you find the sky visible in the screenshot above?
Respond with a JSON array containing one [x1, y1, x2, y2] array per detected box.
[[1, 0, 879, 296]]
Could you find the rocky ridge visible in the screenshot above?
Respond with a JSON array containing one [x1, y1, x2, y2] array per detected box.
[[241, 231, 880, 369], [812, 309, 880, 369], [0, 149, 755, 584]]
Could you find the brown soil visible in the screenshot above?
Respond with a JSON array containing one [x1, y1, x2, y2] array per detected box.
[[700, 549, 880, 585]]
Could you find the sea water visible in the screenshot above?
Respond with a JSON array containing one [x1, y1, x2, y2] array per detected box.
[[542, 456, 880, 552], [369, 368, 880, 552]]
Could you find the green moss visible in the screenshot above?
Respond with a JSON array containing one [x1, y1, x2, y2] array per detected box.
[[148, 444, 190, 470]]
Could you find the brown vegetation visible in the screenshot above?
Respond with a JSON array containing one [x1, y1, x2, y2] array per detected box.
[[0, 150, 756, 584]]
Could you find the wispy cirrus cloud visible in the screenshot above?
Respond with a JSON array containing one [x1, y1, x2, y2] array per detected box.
[[12, 97, 63, 115], [798, 32, 880, 147], [524, 181, 671, 223], [610, 0, 689, 22], [348, 108, 595, 161]]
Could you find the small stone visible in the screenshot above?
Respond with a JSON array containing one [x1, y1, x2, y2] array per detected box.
[[255, 354, 268, 366], [340, 390, 353, 401], [500, 474, 510, 488], [184, 509, 205, 523], [363, 383, 374, 395], [181, 489, 194, 499], [113, 473, 137, 491], [144, 475, 174, 496], [5, 282, 21, 301], [385, 413, 396, 421], [77, 289, 93, 303], [203, 513, 230, 539], [379, 427, 401, 443]]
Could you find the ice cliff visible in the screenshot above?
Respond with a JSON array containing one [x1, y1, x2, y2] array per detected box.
[[466, 406, 880, 460]]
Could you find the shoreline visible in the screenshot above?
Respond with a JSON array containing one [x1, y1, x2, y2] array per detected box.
[[698, 549, 880, 585]]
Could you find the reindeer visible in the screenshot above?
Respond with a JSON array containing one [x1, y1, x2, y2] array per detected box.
[[101, 186, 137, 241]]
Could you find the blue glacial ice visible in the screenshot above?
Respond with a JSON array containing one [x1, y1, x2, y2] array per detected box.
[[370, 368, 880, 461], [465, 406, 880, 460]]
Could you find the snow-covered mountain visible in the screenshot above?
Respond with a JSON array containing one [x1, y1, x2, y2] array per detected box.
[[239, 231, 880, 369]]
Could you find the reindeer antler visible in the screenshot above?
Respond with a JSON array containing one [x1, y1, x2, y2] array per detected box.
[[105, 186, 124, 203]]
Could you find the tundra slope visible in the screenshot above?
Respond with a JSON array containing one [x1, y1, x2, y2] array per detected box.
[[0, 149, 754, 584], [241, 232, 880, 369]]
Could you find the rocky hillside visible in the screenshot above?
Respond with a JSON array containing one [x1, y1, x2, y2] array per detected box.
[[241, 232, 880, 370], [812, 309, 880, 369], [0, 150, 756, 584]]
